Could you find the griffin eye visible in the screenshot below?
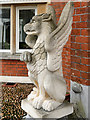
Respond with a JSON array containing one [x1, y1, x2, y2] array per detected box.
[[33, 20, 35, 23]]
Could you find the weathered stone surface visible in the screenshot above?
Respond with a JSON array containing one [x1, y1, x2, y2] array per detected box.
[[21, 99, 73, 118], [20, 1, 74, 112], [72, 82, 82, 93], [70, 81, 90, 119]]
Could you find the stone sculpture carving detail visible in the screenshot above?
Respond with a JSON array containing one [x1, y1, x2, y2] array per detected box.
[[20, 2, 74, 111]]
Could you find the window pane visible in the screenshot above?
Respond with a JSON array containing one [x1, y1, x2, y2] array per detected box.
[[19, 9, 35, 49], [0, 8, 10, 49]]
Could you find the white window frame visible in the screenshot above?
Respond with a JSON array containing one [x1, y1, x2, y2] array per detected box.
[[16, 6, 37, 53], [0, 7, 11, 52]]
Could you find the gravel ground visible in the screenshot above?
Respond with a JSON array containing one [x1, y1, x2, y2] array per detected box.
[[1, 83, 70, 120], [1, 83, 34, 120]]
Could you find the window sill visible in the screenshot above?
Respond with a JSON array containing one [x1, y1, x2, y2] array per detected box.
[[0, 52, 21, 60]]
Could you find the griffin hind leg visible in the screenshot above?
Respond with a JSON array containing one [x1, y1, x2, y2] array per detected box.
[[43, 70, 66, 111], [27, 72, 39, 101], [32, 71, 47, 109]]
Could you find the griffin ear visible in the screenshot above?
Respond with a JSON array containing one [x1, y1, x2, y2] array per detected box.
[[42, 13, 52, 22]]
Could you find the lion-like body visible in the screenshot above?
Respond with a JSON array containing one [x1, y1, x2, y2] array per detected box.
[[22, 19, 66, 111], [20, 2, 74, 111]]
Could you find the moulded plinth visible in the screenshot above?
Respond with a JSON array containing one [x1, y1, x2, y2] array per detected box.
[[21, 98, 73, 119]]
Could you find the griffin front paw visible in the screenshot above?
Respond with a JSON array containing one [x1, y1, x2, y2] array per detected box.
[[32, 96, 45, 109], [42, 99, 61, 111], [20, 51, 32, 63]]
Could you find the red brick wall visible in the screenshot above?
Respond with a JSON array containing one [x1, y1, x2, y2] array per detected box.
[[0, 60, 28, 76], [50, 1, 90, 87], [71, 2, 90, 86]]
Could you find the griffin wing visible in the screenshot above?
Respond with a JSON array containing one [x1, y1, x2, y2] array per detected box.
[[45, 2, 74, 72]]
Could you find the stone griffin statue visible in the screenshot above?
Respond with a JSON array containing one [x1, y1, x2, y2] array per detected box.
[[20, 2, 74, 111]]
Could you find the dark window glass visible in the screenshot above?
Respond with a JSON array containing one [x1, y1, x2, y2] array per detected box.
[[19, 9, 35, 49], [0, 8, 10, 49]]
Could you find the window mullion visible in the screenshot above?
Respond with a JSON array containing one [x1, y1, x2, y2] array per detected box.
[[11, 5, 16, 54]]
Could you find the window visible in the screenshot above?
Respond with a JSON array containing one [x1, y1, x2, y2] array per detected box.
[[0, 7, 10, 51], [16, 6, 37, 53], [0, 3, 47, 58]]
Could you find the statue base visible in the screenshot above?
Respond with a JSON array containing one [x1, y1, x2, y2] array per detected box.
[[21, 99, 73, 119]]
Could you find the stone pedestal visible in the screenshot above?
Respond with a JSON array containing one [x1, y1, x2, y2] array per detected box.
[[21, 99, 73, 119]]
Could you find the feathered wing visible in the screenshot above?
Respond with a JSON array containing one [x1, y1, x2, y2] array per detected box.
[[45, 2, 74, 72]]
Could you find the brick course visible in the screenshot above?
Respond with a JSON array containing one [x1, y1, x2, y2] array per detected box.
[[0, 60, 28, 76], [70, 2, 89, 86]]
